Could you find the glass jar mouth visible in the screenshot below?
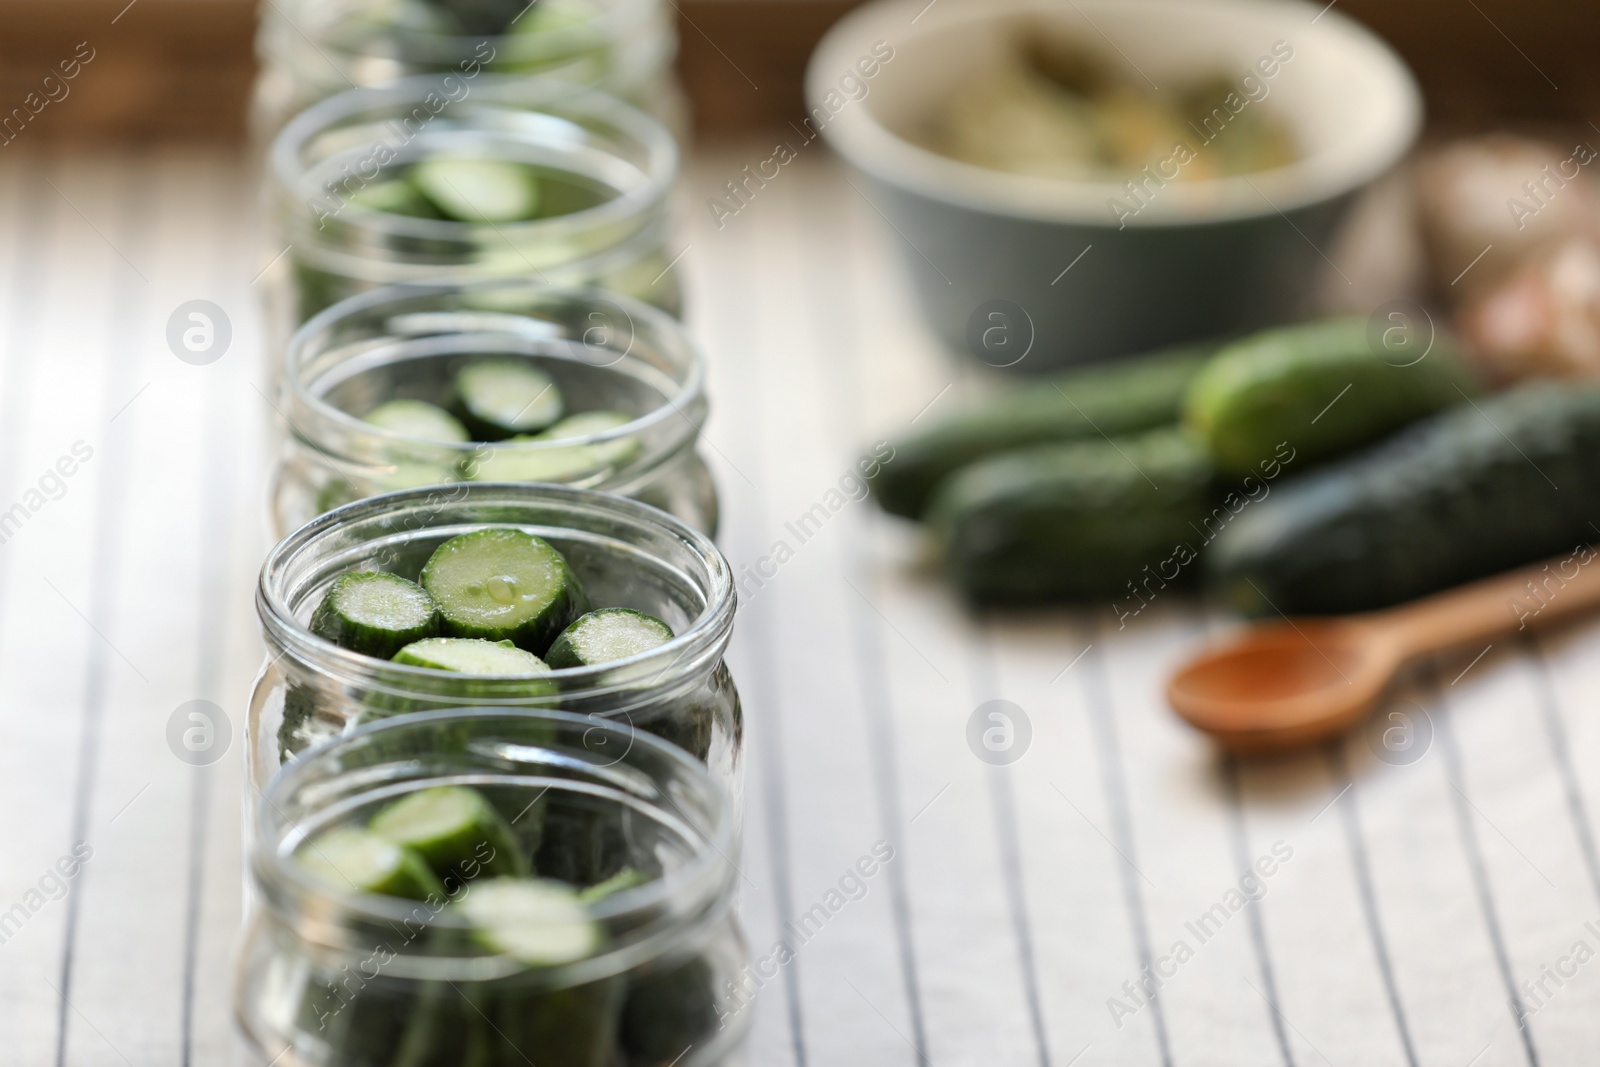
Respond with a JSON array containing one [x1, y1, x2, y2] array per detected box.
[[285, 0, 662, 68], [284, 280, 705, 472], [271, 75, 677, 250], [258, 483, 735, 698], [255, 707, 736, 976]]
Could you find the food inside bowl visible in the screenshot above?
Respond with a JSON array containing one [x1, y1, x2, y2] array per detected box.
[[918, 31, 1299, 183]]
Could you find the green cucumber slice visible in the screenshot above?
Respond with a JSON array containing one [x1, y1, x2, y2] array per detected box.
[[348, 177, 444, 219], [391, 637, 551, 674], [454, 360, 564, 438], [466, 411, 641, 484], [576, 866, 646, 903], [311, 571, 442, 660], [369, 785, 530, 885], [545, 608, 673, 669], [411, 157, 541, 223], [420, 529, 588, 652], [363, 399, 470, 443], [459, 878, 602, 965], [297, 826, 445, 901]]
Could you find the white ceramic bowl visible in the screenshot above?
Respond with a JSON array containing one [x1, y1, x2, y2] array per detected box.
[[808, 0, 1422, 369]]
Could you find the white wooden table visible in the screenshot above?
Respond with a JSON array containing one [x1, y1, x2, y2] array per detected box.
[[5, 143, 1600, 1067]]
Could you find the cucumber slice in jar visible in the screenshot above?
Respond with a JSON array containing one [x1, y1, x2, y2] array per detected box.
[[411, 157, 541, 223], [311, 571, 442, 660], [369, 785, 530, 886], [348, 178, 444, 219], [453, 360, 564, 439], [466, 411, 641, 484], [545, 608, 673, 669], [459, 878, 602, 965], [391, 637, 551, 674], [542, 410, 642, 469], [420, 529, 589, 652], [363, 399, 470, 443], [297, 826, 445, 901]]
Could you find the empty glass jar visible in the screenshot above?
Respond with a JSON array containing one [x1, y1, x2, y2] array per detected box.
[[271, 281, 716, 536], [235, 708, 751, 1067], [250, 483, 741, 799], [264, 77, 681, 347]]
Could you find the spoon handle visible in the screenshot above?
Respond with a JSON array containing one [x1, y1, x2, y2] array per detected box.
[[1373, 548, 1600, 657]]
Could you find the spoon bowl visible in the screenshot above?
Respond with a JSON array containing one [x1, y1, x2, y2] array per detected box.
[[1167, 552, 1600, 753]]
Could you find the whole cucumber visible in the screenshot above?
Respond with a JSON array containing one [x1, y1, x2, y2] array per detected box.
[[1184, 317, 1480, 477], [1208, 382, 1600, 615], [928, 427, 1216, 602], [868, 343, 1214, 519]]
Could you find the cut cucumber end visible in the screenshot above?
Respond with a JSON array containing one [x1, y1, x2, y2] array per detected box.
[[454, 359, 565, 438], [363, 399, 471, 444], [391, 637, 551, 675], [459, 878, 603, 966], [545, 608, 673, 669], [297, 826, 445, 901], [369, 785, 530, 883], [410, 157, 542, 223], [420, 528, 588, 652], [311, 571, 442, 660]]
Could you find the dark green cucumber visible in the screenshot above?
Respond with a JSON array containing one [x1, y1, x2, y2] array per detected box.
[[312, 571, 442, 659], [420, 529, 589, 653], [411, 157, 541, 223], [392, 637, 551, 675], [297, 827, 445, 902], [453, 360, 564, 439], [1208, 381, 1600, 616], [928, 427, 1217, 601], [619, 956, 720, 1067], [363, 399, 471, 443], [369, 785, 530, 888], [545, 608, 673, 669], [869, 342, 1214, 518], [1184, 317, 1480, 477]]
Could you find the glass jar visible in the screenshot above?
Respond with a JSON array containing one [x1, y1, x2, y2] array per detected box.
[[251, 0, 685, 141], [263, 77, 681, 350], [235, 708, 751, 1067], [272, 281, 716, 536], [250, 483, 741, 800]]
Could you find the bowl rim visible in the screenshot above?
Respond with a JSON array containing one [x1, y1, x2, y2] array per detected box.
[[805, 0, 1423, 228]]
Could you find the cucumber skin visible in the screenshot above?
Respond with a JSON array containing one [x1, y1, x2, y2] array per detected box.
[[929, 428, 1217, 602], [618, 956, 720, 1066], [1184, 317, 1481, 477], [869, 343, 1214, 519], [1209, 382, 1600, 616], [311, 573, 442, 660]]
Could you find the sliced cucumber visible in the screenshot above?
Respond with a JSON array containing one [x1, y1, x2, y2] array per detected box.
[[545, 608, 673, 669], [466, 411, 641, 484], [411, 157, 541, 223], [453, 360, 565, 439], [541, 409, 642, 469], [459, 877, 602, 965], [311, 571, 442, 660], [420, 529, 588, 652], [576, 866, 646, 903], [297, 826, 445, 901], [391, 637, 551, 674], [348, 177, 444, 219], [369, 785, 530, 886], [363, 399, 470, 443]]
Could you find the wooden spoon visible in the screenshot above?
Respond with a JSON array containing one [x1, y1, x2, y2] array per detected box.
[[1168, 551, 1600, 753]]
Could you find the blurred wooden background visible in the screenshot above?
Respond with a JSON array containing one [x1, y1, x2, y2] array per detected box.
[[0, 0, 1592, 141]]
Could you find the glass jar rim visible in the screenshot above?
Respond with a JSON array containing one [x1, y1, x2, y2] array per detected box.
[[258, 482, 735, 697], [270, 0, 664, 68], [271, 75, 677, 247], [254, 706, 736, 972], [284, 280, 706, 463]]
